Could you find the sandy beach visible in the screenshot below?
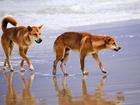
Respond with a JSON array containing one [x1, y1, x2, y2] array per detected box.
[[0, 19, 140, 105]]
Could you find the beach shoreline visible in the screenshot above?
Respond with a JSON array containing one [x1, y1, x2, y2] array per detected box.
[[0, 19, 140, 105]]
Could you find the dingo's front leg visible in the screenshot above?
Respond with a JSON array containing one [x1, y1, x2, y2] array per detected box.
[[80, 52, 88, 75], [19, 47, 34, 71], [92, 53, 107, 74]]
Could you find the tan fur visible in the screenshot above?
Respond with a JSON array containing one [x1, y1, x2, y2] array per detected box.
[[53, 32, 121, 75], [1, 16, 43, 71]]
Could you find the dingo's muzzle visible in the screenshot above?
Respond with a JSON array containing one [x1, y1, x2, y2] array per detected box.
[[35, 38, 42, 44], [113, 47, 121, 52]]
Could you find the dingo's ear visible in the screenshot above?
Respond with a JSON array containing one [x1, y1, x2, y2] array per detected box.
[[39, 25, 43, 29], [27, 26, 32, 32], [105, 37, 112, 43]]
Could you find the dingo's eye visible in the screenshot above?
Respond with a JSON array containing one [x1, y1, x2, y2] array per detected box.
[[113, 42, 115, 45], [34, 33, 37, 36]]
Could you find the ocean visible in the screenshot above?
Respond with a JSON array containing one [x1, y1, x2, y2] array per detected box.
[[1, 1, 140, 105], [0, 0, 140, 30]]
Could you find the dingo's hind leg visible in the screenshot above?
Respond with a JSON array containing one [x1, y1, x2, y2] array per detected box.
[[53, 44, 65, 75], [60, 48, 70, 76], [1, 40, 14, 71]]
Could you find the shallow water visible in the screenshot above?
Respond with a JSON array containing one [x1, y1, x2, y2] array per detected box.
[[0, 71, 125, 105], [0, 20, 140, 105]]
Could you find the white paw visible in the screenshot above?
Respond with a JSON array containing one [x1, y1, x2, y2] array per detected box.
[[102, 68, 107, 74], [83, 71, 89, 75], [29, 65, 34, 71]]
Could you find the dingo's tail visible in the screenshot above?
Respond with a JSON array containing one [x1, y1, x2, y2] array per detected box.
[[1, 16, 17, 32]]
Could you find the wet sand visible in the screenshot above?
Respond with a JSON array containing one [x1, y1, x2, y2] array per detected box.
[[0, 20, 140, 105]]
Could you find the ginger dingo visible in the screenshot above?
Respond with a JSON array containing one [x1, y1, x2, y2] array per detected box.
[[53, 32, 121, 75], [1, 16, 43, 71]]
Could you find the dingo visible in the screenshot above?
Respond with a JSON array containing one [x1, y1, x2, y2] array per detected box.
[[1, 16, 43, 71], [53, 32, 121, 75]]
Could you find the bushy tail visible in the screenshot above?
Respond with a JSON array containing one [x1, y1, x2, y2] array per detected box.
[[1, 16, 17, 32]]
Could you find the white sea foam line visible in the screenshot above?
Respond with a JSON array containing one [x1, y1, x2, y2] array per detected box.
[[35, 72, 81, 77], [35, 72, 52, 77], [124, 90, 140, 95], [48, 36, 58, 39], [26, 13, 140, 30], [3, 70, 81, 77], [1, 0, 140, 30], [1, 0, 139, 12], [120, 34, 139, 38], [0, 70, 52, 77]]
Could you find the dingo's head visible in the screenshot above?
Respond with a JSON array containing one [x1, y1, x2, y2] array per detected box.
[[27, 25, 43, 44], [105, 36, 121, 52]]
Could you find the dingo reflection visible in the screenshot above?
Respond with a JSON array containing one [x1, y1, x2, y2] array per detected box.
[[3, 71, 44, 105], [53, 76, 124, 105]]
